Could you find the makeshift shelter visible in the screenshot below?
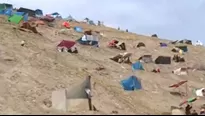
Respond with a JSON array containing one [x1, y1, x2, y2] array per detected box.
[[20, 22, 38, 33], [155, 56, 171, 64], [151, 34, 158, 38], [17, 7, 35, 17], [121, 75, 142, 91], [108, 40, 126, 50], [132, 61, 144, 71], [137, 42, 145, 48], [57, 40, 78, 53], [8, 14, 23, 24], [35, 9, 43, 16], [139, 55, 153, 63], [74, 26, 83, 33], [172, 68, 188, 75], [173, 55, 185, 63], [110, 52, 132, 64], [176, 46, 188, 52], [160, 43, 167, 47], [77, 31, 99, 47]]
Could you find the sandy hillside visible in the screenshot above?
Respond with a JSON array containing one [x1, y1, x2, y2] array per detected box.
[[0, 16, 205, 115]]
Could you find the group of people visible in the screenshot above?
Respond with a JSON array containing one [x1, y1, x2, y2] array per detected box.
[[185, 104, 205, 115]]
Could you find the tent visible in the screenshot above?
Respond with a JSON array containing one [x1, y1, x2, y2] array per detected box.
[[132, 61, 144, 70], [155, 56, 171, 64], [139, 55, 153, 63], [176, 46, 188, 52], [160, 43, 167, 47], [57, 40, 76, 49], [17, 7, 35, 17], [57, 40, 78, 53], [137, 42, 145, 48], [121, 75, 142, 91], [35, 9, 43, 16], [110, 52, 132, 64], [8, 14, 23, 24], [74, 26, 83, 33]]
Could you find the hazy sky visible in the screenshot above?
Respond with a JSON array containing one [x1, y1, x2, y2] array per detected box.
[[2, 0, 205, 43]]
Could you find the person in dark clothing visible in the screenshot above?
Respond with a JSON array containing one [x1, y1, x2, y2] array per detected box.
[[185, 104, 192, 115], [191, 110, 198, 115]]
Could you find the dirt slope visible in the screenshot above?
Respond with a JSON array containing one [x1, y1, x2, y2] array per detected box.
[[0, 17, 205, 115]]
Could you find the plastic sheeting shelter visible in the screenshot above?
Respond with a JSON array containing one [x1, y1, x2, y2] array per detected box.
[[74, 26, 83, 33], [8, 14, 23, 24], [132, 61, 144, 71], [121, 75, 142, 91]]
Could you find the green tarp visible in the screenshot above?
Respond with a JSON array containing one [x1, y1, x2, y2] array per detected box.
[[8, 14, 23, 24]]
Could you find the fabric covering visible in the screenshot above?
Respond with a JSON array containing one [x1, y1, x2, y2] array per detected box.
[[57, 40, 76, 49], [121, 75, 142, 91], [132, 61, 144, 70]]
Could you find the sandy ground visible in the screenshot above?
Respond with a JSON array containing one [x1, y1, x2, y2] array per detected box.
[[0, 16, 205, 115]]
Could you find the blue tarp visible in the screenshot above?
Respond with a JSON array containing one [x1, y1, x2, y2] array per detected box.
[[160, 43, 167, 47], [121, 75, 142, 91], [35, 9, 43, 16], [132, 61, 144, 71], [74, 26, 83, 33]]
